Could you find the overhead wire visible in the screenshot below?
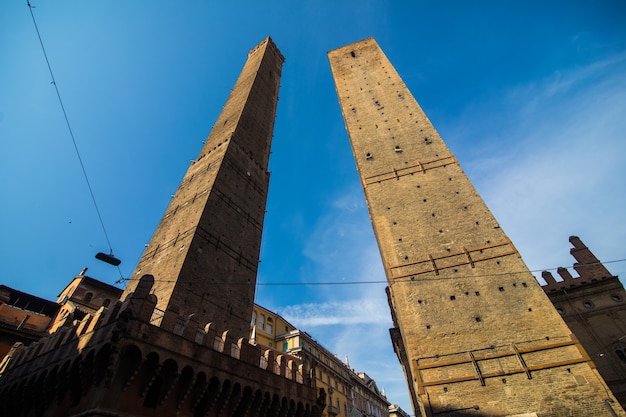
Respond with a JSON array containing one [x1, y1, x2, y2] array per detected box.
[[116, 257, 626, 286], [26, 1, 122, 280]]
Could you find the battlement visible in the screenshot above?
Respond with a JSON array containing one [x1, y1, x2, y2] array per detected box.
[[541, 236, 616, 293], [0, 275, 309, 386], [0, 274, 322, 417]]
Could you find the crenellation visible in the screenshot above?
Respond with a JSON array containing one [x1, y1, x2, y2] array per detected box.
[[541, 237, 626, 407]]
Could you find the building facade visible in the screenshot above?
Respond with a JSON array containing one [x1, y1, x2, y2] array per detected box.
[[542, 236, 626, 408], [349, 372, 388, 417], [0, 285, 60, 359], [252, 305, 390, 417], [49, 267, 123, 333], [328, 37, 624, 416]]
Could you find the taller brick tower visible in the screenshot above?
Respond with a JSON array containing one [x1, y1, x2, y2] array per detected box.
[[123, 37, 283, 340], [329, 38, 624, 416]]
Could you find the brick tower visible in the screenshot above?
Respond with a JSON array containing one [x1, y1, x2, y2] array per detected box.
[[123, 37, 283, 340], [328, 38, 624, 416]]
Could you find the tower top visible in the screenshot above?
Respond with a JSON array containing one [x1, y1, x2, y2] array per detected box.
[[249, 36, 284, 63]]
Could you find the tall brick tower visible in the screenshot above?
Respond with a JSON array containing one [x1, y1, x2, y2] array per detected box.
[[123, 37, 283, 340], [329, 38, 624, 416]]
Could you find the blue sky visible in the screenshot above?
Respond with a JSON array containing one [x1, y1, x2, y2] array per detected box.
[[1, 1, 626, 413]]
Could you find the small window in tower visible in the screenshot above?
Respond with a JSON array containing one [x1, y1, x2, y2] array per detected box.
[[366, 152, 373, 160], [583, 301, 594, 309], [450, 295, 456, 301], [394, 146, 402, 153], [350, 51, 356, 58], [84, 292, 93, 303], [612, 295, 623, 302]]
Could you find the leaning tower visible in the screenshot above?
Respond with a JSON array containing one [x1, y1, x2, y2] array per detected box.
[[123, 37, 283, 340], [329, 38, 624, 417]]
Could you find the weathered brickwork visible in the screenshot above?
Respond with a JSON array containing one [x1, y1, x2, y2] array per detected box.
[[328, 38, 624, 416], [123, 38, 283, 340]]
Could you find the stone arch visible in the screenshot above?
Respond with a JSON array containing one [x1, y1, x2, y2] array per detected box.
[[295, 401, 305, 417], [145, 357, 178, 407], [213, 378, 232, 416], [143, 373, 163, 408], [287, 399, 297, 417], [43, 365, 59, 409], [138, 351, 161, 407], [56, 359, 71, 404], [278, 397, 289, 417], [257, 391, 273, 417], [311, 403, 321, 417], [176, 365, 195, 408], [189, 371, 207, 412], [69, 355, 83, 406], [249, 389, 265, 417], [303, 402, 311, 417], [267, 394, 281, 417], [111, 344, 142, 392], [31, 370, 48, 416], [227, 382, 242, 416], [233, 385, 254, 417], [193, 375, 220, 417], [94, 343, 111, 386], [81, 349, 96, 395]]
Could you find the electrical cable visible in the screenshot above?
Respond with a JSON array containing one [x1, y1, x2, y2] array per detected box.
[[117, 258, 626, 286], [26, 1, 122, 279]]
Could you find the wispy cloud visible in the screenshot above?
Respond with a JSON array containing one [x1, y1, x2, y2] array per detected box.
[[279, 298, 390, 327], [460, 51, 626, 282], [274, 186, 410, 409]]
